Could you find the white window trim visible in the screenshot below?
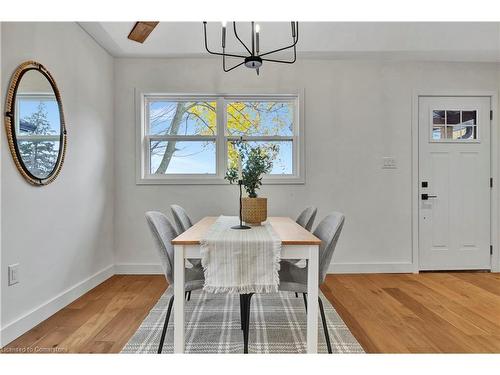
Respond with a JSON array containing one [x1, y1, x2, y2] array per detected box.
[[136, 90, 305, 185]]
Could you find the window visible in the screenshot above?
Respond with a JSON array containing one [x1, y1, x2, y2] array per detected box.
[[138, 94, 302, 184], [145, 98, 217, 175], [226, 100, 294, 175], [15, 94, 61, 178], [431, 109, 478, 142]]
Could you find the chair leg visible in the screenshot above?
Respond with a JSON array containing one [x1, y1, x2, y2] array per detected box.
[[302, 293, 308, 312], [295, 292, 299, 298], [158, 295, 174, 354], [243, 293, 254, 354], [318, 297, 332, 354], [239, 294, 246, 330], [187, 291, 191, 301]]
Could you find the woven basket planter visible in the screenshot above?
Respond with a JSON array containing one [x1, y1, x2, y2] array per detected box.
[[242, 197, 267, 225]]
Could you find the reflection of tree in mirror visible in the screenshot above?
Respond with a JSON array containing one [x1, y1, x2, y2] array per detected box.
[[19, 102, 59, 178], [150, 101, 290, 174]]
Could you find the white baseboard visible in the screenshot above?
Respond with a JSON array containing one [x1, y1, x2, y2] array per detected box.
[[0, 264, 114, 348], [328, 262, 415, 274], [114, 263, 163, 274]]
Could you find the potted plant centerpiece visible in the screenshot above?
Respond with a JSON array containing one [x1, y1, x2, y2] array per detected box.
[[226, 142, 278, 225]]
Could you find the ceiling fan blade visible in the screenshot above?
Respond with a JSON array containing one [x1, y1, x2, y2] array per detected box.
[[127, 22, 159, 43]]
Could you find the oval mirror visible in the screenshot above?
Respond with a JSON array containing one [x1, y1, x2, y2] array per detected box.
[[4, 61, 67, 186]]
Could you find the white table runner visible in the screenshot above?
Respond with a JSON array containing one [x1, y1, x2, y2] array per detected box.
[[200, 216, 281, 294]]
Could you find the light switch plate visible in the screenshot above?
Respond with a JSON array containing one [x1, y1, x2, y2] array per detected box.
[[382, 157, 397, 169], [8, 264, 20, 286]]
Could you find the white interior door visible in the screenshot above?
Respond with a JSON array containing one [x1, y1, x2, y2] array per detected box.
[[418, 96, 491, 270]]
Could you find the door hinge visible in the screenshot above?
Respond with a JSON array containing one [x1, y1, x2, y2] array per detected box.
[[491, 110, 493, 121], [491, 245, 493, 255], [490, 177, 493, 188]]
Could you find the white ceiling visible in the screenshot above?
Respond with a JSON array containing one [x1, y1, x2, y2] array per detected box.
[[79, 22, 500, 62]]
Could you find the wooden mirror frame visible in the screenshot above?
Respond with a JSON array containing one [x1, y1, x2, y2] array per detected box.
[[4, 61, 67, 186]]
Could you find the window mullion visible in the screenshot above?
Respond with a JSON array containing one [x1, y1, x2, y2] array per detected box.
[[216, 97, 226, 178], [148, 135, 217, 141], [226, 136, 294, 141], [16, 135, 61, 141], [144, 96, 151, 135], [144, 134, 151, 176], [293, 96, 299, 177]]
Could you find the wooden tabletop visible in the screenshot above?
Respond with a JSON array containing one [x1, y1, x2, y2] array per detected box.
[[172, 216, 321, 246]]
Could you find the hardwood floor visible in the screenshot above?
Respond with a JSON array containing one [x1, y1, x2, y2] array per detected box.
[[2, 275, 167, 353], [321, 272, 500, 353], [2, 272, 499, 353]]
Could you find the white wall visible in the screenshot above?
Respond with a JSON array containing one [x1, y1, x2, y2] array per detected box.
[[0, 22, 115, 346], [114, 58, 500, 274]]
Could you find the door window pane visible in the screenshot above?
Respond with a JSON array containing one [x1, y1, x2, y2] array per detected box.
[[452, 126, 476, 140], [462, 111, 476, 125], [150, 141, 216, 174], [432, 126, 446, 140], [445, 127, 453, 138], [431, 109, 478, 141], [433, 110, 445, 125], [446, 111, 460, 125]]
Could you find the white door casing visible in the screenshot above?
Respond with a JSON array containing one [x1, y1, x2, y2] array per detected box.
[[418, 96, 491, 270]]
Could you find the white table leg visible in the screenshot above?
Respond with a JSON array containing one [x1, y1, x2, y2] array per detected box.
[[173, 245, 185, 353], [306, 245, 319, 353]]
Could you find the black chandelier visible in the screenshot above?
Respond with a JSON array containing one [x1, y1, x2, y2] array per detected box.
[[203, 21, 299, 75]]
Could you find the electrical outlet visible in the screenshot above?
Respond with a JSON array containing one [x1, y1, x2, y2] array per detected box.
[[382, 157, 397, 169], [8, 264, 20, 286]]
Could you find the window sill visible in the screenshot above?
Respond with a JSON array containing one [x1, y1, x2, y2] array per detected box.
[[136, 176, 305, 185]]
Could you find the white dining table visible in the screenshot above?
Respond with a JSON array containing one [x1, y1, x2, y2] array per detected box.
[[171, 216, 322, 353]]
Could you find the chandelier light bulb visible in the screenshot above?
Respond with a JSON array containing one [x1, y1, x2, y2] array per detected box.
[[222, 21, 227, 28], [255, 24, 260, 33]]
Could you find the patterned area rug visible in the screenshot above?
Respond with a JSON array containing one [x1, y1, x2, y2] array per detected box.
[[121, 289, 364, 354]]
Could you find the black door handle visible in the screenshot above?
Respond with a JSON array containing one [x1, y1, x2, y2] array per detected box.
[[421, 193, 437, 200]]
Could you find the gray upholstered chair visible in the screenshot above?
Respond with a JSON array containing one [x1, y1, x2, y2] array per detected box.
[[145, 211, 205, 353], [296, 206, 318, 231], [289, 207, 318, 269], [170, 204, 193, 233], [170, 204, 201, 268], [241, 212, 345, 354]]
